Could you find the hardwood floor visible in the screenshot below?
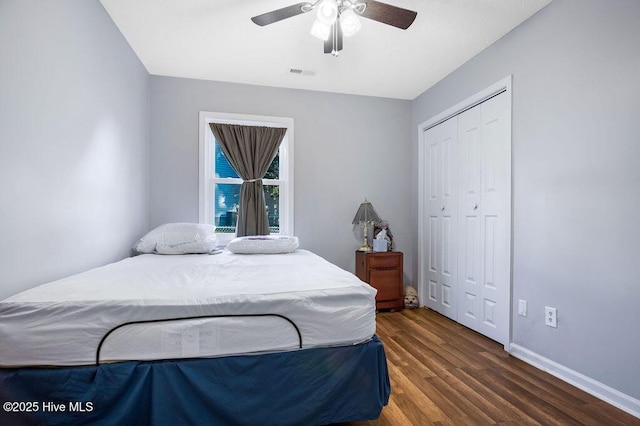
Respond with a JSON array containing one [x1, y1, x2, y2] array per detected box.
[[345, 308, 639, 426]]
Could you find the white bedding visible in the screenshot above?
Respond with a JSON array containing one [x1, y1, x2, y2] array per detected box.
[[0, 250, 377, 367]]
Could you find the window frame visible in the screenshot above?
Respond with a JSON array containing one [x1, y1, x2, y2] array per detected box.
[[199, 111, 294, 244]]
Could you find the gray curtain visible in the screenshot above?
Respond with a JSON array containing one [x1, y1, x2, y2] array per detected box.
[[209, 123, 287, 237]]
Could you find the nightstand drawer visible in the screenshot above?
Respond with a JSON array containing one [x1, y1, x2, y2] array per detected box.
[[371, 271, 402, 301], [367, 253, 401, 269], [355, 250, 404, 310]]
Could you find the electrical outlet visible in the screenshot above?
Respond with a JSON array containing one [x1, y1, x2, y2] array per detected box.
[[545, 306, 557, 328], [518, 299, 527, 317]]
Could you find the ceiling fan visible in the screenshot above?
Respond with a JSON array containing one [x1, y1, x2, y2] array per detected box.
[[251, 0, 417, 56]]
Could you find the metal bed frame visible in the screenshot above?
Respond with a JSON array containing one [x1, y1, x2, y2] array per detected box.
[[96, 313, 302, 365]]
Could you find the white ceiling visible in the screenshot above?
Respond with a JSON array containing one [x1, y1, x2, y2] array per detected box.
[[100, 0, 552, 100]]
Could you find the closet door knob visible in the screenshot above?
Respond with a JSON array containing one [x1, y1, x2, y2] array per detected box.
[[473, 204, 478, 210], [441, 206, 445, 211]]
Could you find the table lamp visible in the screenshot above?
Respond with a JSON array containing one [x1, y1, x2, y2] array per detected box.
[[352, 199, 381, 251]]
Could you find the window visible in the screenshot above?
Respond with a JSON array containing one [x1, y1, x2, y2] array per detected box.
[[199, 112, 294, 243]]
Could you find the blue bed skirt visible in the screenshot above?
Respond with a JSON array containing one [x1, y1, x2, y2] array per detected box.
[[0, 336, 390, 426]]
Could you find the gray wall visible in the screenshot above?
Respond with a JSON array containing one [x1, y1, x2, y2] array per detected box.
[[149, 76, 412, 276], [0, 0, 150, 300], [411, 0, 640, 399]]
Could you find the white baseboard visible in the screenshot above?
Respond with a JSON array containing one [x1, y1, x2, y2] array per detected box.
[[509, 343, 640, 419]]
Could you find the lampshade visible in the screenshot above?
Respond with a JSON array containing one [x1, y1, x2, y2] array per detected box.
[[316, 0, 338, 25], [352, 199, 381, 252], [352, 199, 381, 225], [340, 8, 362, 37], [310, 19, 331, 40]]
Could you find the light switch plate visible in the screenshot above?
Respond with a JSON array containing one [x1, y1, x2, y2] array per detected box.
[[518, 299, 527, 317]]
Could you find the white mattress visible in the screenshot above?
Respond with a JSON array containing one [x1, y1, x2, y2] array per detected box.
[[0, 250, 377, 367]]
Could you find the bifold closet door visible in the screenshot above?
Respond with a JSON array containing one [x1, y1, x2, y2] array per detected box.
[[421, 91, 510, 346], [423, 117, 458, 321], [457, 92, 509, 345]]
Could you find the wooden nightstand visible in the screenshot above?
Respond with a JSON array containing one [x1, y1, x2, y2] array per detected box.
[[355, 251, 403, 310]]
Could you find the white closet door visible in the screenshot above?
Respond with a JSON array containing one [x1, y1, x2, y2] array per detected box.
[[457, 106, 483, 330], [423, 117, 458, 320], [457, 92, 510, 345]]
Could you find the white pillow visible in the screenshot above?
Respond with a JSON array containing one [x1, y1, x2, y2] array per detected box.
[[226, 235, 299, 254], [134, 223, 218, 254]]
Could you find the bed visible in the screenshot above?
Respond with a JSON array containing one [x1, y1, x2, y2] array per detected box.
[[0, 234, 390, 425]]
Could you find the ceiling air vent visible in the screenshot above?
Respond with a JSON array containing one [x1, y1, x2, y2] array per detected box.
[[289, 68, 315, 76]]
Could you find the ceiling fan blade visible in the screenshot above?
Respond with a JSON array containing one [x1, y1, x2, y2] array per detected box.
[[251, 2, 311, 26], [336, 23, 343, 51], [323, 37, 331, 54], [359, 0, 417, 30], [324, 22, 343, 55]]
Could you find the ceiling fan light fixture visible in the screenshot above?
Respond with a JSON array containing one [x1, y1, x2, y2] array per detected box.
[[310, 19, 331, 40], [340, 8, 362, 37], [316, 0, 338, 25], [250, 0, 417, 56], [352, 1, 367, 14]]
